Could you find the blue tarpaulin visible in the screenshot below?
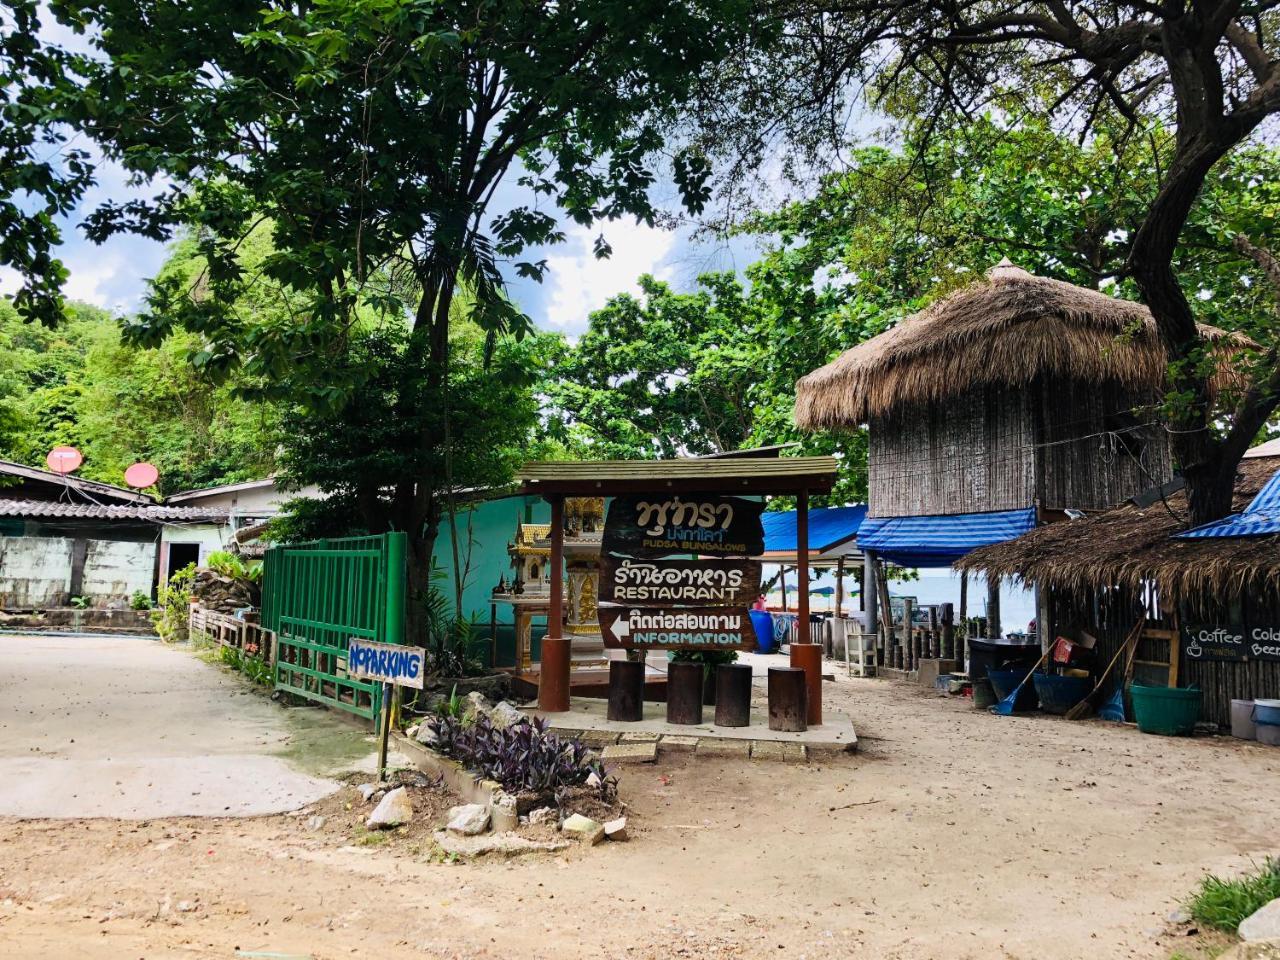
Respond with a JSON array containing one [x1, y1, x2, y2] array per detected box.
[[1175, 468, 1280, 539], [761, 505, 868, 554], [857, 508, 1038, 568]]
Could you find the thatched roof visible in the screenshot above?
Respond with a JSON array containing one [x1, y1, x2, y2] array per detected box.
[[957, 456, 1280, 598], [795, 261, 1250, 428]]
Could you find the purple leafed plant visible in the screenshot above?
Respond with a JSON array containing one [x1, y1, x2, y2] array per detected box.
[[427, 713, 617, 802]]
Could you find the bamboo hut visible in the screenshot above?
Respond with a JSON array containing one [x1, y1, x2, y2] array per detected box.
[[795, 260, 1248, 668], [958, 448, 1280, 727]]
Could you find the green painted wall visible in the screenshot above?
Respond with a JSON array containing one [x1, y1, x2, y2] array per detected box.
[[431, 493, 550, 668]]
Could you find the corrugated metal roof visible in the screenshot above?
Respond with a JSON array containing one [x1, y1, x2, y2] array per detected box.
[[0, 499, 229, 522], [518, 456, 838, 487], [0, 458, 152, 504]]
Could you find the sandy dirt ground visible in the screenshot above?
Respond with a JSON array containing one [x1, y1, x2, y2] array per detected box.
[[1, 637, 1278, 959]]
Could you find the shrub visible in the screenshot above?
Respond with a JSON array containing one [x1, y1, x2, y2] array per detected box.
[[152, 564, 196, 642], [129, 590, 153, 611], [427, 712, 617, 802], [1186, 857, 1280, 932]]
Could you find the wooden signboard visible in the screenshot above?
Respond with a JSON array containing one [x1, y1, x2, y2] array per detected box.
[[1181, 624, 1250, 663], [602, 494, 764, 558], [1251, 625, 1280, 661], [599, 605, 754, 651], [598, 555, 761, 607]]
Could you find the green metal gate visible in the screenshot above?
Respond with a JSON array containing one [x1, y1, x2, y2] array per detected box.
[[261, 532, 406, 720]]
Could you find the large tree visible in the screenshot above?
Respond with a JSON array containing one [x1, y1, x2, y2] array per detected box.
[[691, 0, 1280, 524], [21, 0, 756, 633]]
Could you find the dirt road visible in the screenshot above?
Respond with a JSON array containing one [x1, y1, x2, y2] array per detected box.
[[2, 651, 1277, 959]]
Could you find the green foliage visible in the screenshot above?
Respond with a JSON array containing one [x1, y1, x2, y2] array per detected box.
[[1186, 858, 1280, 933], [152, 564, 196, 643], [0, 297, 278, 492], [129, 590, 153, 611], [205, 550, 263, 585], [68, 595, 89, 610], [219, 644, 273, 686]]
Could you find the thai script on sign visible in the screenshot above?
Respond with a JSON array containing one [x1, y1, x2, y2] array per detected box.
[[636, 496, 734, 535], [602, 495, 764, 559]]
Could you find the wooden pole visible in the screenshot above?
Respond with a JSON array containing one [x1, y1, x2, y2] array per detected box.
[[538, 496, 570, 712], [959, 571, 969, 636], [836, 557, 845, 619], [790, 489, 821, 724], [986, 577, 1002, 639], [376, 680, 391, 781], [780, 566, 789, 611]]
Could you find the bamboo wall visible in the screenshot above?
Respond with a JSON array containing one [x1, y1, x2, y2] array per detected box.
[[868, 380, 1174, 518], [1050, 585, 1280, 728]]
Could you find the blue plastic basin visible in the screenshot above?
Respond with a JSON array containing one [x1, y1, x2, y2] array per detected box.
[[1255, 699, 1280, 726]]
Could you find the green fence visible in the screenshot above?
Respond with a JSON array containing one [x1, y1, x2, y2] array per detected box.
[[261, 532, 406, 720]]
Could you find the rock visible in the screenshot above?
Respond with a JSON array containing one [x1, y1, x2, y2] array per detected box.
[[489, 701, 524, 729], [603, 816, 628, 841], [561, 813, 606, 845], [175, 900, 196, 913], [433, 830, 571, 858], [446, 803, 491, 836], [306, 815, 327, 831], [527, 806, 557, 826], [415, 723, 439, 747], [1168, 907, 1192, 924], [357, 783, 380, 803], [405, 724, 419, 739], [490, 792, 519, 832], [366, 787, 413, 829], [1218, 939, 1280, 960], [585, 771, 602, 789], [466, 691, 492, 718], [1241, 899, 1280, 942]]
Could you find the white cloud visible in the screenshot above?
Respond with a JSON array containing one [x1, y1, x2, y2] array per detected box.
[[540, 220, 678, 332]]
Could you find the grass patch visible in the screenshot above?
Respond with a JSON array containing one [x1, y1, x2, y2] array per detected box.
[[353, 830, 389, 847], [1186, 857, 1280, 932]]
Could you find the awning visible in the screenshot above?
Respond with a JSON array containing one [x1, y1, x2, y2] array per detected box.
[[1176, 468, 1280, 539], [858, 508, 1037, 568], [761, 505, 867, 558]]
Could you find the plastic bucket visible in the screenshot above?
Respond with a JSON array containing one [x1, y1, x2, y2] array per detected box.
[[1231, 699, 1257, 740], [1254, 699, 1280, 727], [1032, 673, 1093, 715], [749, 610, 774, 654], [988, 668, 1040, 711], [1130, 684, 1201, 736], [1258, 724, 1280, 747]]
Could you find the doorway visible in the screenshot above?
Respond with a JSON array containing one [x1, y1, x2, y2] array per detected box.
[[166, 543, 200, 580]]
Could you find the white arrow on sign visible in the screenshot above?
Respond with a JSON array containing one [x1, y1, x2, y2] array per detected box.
[[611, 612, 633, 640]]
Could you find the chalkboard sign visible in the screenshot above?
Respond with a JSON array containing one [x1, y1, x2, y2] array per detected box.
[[599, 605, 753, 651], [598, 555, 761, 607], [1182, 624, 1248, 662], [602, 494, 764, 558], [1246, 625, 1280, 662]]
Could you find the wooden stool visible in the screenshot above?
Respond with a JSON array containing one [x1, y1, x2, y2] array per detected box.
[[714, 663, 752, 727], [666, 661, 704, 725], [607, 659, 644, 722], [768, 666, 807, 732]]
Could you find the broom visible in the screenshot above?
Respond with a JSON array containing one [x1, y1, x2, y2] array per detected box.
[[1064, 618, 1146, 721], [990, 647, 1050, 716]]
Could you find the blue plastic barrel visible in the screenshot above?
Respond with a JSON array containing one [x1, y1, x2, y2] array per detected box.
[[749, 610, 774, 654]]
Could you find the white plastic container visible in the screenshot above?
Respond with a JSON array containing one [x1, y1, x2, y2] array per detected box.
[[1231, 699, 1257, 740]]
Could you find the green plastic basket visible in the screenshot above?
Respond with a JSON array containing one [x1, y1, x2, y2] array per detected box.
[[1130, 683, 1201, 736]]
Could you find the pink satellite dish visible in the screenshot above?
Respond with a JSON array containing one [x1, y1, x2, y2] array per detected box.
[[124, 462, 159, 489], [46, 446, 83, 474]]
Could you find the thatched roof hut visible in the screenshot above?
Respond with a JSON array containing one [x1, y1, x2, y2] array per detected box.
[[957, 452, 1280, 598], [795, 261, 1247, 429]]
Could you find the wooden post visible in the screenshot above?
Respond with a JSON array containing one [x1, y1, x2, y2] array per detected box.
[[986, 577, 1002, 639], [959, 571, 969, 636], [790, 489, 821, 724], [928, 606, 939, 660], [538, 496, 570, 712], [902, 597, 914, 672], [376, 681, 392, 781], [876, 558, 893, 668], [780, 567, 789, 611], [835, 556, 845, 619]]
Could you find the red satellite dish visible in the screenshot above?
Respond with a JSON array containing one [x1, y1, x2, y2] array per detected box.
[[46, 446, 83, 474], [124, 462, 159, 489]]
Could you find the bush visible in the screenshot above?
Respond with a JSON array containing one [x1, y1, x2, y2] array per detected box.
[[427, 712, 617, 802], [1186, 857, 1280, 932], [152, 564, 196, 642], [129, 590, 153, 611]]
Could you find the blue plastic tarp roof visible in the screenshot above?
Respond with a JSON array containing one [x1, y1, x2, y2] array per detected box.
[[761, 505, 868, 554], [857, 507, 1037, 568], [1175, 468, 1280, 539]]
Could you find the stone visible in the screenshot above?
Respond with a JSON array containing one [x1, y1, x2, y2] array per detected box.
[[176, 900, 197, 913], [490, 792, 519, 832], [1217, 940, 1280, 960], [404, 724, 420, 740], [658, 734, 700, 752], [366, 787, 413, 829], [415, 723, 439, 747], [578, 730, 620, 748], [489, 701, 524, 729], [619, 731, 660, 743], [357, 782, 381, 803], [446, 803, 491, 836], [585, 771, 602, 789], [695, 738, 752, 758], [1167, 908, 1192, 924], [604, 816, 628, 841], [465, 691, 492, 718], [305, 815, 327, 831], [601, 741, 657, 763], [527, 806, 557, 826], [433, 830, 571, 858], [1241, 899, 1280, 942], [561, 812, 605, 844], [751, 741, 808, 763]]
